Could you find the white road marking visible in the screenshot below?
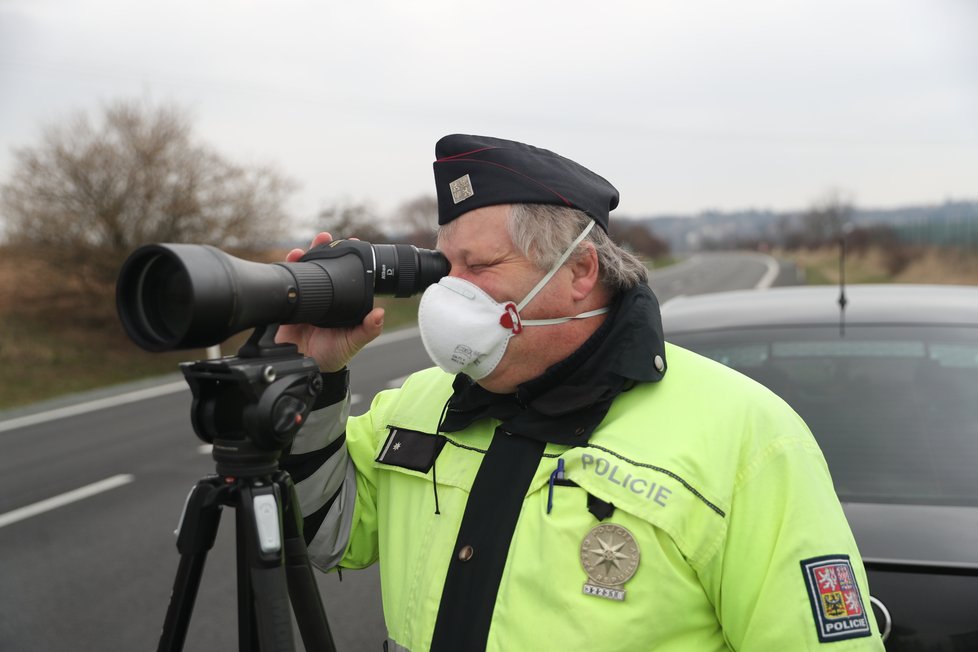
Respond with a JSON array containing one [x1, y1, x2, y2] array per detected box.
[[0, 381, 188, 433], [1, 328, 424, 435], [755, 254, 780, 289], [369, 326, 420, 346], [0, 474, 135, 529]]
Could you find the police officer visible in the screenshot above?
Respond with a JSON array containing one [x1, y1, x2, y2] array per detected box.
[[278, 135, 884, 651]]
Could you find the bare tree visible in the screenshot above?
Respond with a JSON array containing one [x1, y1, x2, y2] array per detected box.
[[393, 194, 439, 247], [313, 200, 389, 243], [0, 98, 296, 289], [801, 189, 855, 247], [610, 221, 671, 259]]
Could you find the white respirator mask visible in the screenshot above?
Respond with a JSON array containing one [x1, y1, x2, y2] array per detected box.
[[418, 221, 608, 380]]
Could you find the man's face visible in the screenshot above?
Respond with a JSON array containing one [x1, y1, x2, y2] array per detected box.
[[437, 205, 541, 306], [435, 204, 581, 392]]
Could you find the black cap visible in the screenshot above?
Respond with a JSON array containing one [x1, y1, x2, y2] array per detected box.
[[432, 134, 619, 232]]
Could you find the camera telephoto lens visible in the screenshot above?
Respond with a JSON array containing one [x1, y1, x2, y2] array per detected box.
[[135, 253, 193, 344], [116, 240, 450, 352]]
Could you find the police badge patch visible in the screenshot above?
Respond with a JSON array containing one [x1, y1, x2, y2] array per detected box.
[[801, 555, 872, 642], [580, 524, 640, 601]]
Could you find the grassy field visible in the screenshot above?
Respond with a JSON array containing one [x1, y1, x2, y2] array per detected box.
[[1, 245, 975, 411], [781, 245, 978, 286]]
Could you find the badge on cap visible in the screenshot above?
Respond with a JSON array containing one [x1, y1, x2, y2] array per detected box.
[[580, 523, 640, 601], [449, 174, 474, 204]]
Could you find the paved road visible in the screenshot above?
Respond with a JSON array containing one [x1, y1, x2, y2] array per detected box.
[[649, 251, 801, 302], [0, 252, 794, 651]]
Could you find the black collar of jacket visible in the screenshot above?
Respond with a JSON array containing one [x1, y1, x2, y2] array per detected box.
[[438, 283, 667, 446]]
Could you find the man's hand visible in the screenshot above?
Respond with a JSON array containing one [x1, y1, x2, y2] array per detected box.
[[275, 232, 385, 372]]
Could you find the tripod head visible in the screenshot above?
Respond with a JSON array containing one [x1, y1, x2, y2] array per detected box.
[[180, 324, 322, 478]]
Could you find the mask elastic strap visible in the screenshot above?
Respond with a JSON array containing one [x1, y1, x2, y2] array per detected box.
[[520, 306, 609, 327], [516, 220, 597, 313]]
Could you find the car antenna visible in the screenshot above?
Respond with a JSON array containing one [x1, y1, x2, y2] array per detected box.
[[837, 223, 853, 337]]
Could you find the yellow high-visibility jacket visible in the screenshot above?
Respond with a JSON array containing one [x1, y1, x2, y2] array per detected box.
[[290, 343, 884, 651]]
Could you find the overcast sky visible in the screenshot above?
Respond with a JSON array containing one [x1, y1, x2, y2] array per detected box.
[[1, 0, 976, 226]]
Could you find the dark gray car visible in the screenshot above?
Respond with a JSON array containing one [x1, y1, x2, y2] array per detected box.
[[661, 284, 978, 650]]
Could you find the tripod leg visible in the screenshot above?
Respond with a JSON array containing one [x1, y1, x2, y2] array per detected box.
[[158, 477, 225, 652], [280, 475, 337, 652], [238, 481, 296, 652], [236, 506, 260, 652], [284, 538, 336, 652]]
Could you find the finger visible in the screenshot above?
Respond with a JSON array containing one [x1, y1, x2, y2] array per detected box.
[[310, 232, 333, 249], [287, 232, 332, 263], [351, 307, 385, 348], [365, 306, 385, 333]]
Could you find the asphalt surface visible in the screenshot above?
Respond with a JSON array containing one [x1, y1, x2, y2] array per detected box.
[[0, 252, 795, 651]]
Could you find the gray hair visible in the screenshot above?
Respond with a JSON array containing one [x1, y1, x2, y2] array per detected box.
[[507, 204, 649, 291]]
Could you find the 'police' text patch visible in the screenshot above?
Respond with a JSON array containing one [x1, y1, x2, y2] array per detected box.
[[801, 555, 872, 642]]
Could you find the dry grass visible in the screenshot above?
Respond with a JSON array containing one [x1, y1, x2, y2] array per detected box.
[[894, 248, 978, 285], [0, 247, 197, 409], [777, 245, 978, 286]]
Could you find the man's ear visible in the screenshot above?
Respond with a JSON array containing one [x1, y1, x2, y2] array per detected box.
[[569, 242, 601, 301]]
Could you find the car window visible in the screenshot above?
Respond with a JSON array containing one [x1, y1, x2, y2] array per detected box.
[[668, 326, 978, 507]]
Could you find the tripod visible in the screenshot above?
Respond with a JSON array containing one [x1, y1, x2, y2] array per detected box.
[[158, 325, 337, 652]]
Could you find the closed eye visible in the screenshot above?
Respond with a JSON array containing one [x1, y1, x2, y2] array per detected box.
[[462, 258, 495, 273]]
